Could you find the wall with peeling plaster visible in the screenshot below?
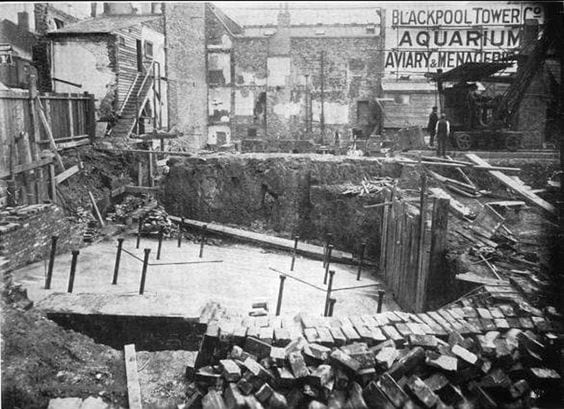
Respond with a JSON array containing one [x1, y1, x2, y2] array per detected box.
[[52, 38, 115, 111]]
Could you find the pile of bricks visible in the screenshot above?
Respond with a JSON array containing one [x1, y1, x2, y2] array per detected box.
[[184, 299, 561, 409], [0, 204, 85, 271]]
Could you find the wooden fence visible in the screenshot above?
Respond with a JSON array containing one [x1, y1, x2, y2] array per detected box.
[[379, 183, 449, 312], [0, 84, 96, 206]]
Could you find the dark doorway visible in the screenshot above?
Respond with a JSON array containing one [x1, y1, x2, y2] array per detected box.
[[136, 40, 143, 72]]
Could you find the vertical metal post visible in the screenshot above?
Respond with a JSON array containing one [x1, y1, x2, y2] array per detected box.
[[276, 275, 287, 316], [199, 224, 207, 258], [177, 218, 185, 248], [290, 235, 299, 271], [67, 250, 79, 293], [324, 270, 335, 317], [45, 235, 58, 289], [139, 248, 151, 295], [356, 242, 366, 281], [377, 290, 385, 313], [136, 218, 142, 249], [328, 298, 336, 317], [323, 245, 333, 285], [156, 226, 164, 260], [112, 238, 124, 285], [323, 233, 333, 268]]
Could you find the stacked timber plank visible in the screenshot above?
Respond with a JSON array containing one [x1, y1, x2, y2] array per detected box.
[[186, 301, 561, 409]]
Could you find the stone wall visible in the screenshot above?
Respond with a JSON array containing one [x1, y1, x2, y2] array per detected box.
[[162, 154, 401, 254], [165, 3, 208, 150], [0, 204, 86, 272]]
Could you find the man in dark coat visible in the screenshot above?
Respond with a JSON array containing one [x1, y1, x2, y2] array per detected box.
[[435, 113, 450, 157], [427, 106, 438, 147]]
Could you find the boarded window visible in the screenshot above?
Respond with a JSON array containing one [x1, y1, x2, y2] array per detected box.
[[209, 70, 226, 85], [247, 128, 257, 137]]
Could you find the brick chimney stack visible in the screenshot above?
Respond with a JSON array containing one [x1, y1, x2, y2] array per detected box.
[[17, 12, 30, 32]]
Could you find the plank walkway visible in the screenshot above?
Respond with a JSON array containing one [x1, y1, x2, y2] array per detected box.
[[170, 216, 355, 264]]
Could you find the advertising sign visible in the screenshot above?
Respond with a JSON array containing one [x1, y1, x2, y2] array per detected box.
[[384, 2, 544, 77]]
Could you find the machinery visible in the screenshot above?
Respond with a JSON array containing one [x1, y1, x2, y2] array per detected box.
[[430, 27, 551, 151]]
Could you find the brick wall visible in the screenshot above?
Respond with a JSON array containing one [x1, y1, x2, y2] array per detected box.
[[230, 35, 384, 144], [0, 204, 86, 272], [165, 3, 208, 150]]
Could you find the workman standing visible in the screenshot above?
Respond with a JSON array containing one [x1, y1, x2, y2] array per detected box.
[[435, 113, 450, 158], [427, 106, 438, 147]]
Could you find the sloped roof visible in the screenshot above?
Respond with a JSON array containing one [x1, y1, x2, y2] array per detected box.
[[213, 2, 381, 27], [0, 19, 37, 55], [47, 15, 161, 35], [243, 25, 379, 38], [382, 81, 436, 92], [207, 3, 244, 35], [430, 62, 513, 83]]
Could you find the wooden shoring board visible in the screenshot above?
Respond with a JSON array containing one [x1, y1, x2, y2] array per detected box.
[[124, 344, 142, 409], [465, 153, 556, 218]]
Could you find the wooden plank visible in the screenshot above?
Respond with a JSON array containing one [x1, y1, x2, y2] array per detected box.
[[67, 99, 74, 137], [88, 190, 105, 226], [124, 344, 142, 409], [111, 185, 127, 197], [415, 173, 427, 312], [428, 187, 474, 219], [35, 96, 65, 170], [125, 185, 160, 194], [465, 153, 556, 218], [55, 165, 79, 184], [56, 138, 90, 150], [0, 157, 52, 179], [49, 163, 57, 204]]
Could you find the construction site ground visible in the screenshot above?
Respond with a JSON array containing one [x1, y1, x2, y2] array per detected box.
[[12, 230, 400, 318]]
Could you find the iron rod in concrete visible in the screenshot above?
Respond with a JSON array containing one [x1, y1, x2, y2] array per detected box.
[[45, 235, 58, 289], [139, 248, 151, 295], [156, 226, 164, 260], [323, 233, 333, 268], [323, 245, 333, 285], [199, 224, 207, 258], [290, 235, 299, 271], [324, 270, 335, 316], [177, 217, 185, 248], [356, 242, 366, 281], [377, 290, 385, 313], [67, 250, 79, 293], [112, 238, 124, 285], [136, 219, 142, 249], [328, 297, 336, 317], [276, 275, 287, 316]]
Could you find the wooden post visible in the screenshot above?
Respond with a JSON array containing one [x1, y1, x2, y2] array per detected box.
[[356, 242, 366, 281], [86, 92, 96, 142], [199, 225, 207, 258], [377, 290, 385, 313], [379, 188, 392, 276], [49, 163, 57, 204], [426, 198, 450, 311], [148, 149, 154, 188], [414, 173, 428, 312], [28, 75, 44, 203], [137, 161, 143, 186], [156, 226, 164, 260], [35, 96, 65, 170], [68, 98, 74, 137]]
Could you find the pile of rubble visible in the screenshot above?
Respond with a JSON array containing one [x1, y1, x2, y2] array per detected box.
[[109, 194, 154, 223], [184, 301, 561, 409], [341, 177, 396, 197], [140, 205, 178, 238]]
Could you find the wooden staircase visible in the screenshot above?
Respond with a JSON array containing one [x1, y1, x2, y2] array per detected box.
[[110, 62, 156, 139]]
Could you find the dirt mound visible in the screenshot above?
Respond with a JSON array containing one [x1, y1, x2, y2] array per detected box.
[[1, 288, 128, 409]]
